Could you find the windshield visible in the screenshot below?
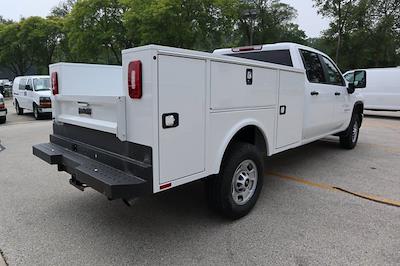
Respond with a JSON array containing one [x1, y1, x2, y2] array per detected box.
[[33, 78, 50, 91]]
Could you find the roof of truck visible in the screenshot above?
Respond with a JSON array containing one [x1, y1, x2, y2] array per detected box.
[[213, 42, 331, 59]]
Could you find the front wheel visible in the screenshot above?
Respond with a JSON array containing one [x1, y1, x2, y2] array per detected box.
[[33, 104, 41, 120], [340, 115, 360, 149], [206, 143, 264, 220], [15, 100, 23, 115]]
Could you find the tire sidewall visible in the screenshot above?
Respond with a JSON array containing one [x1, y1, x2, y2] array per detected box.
[[220, 144, 264, 218]]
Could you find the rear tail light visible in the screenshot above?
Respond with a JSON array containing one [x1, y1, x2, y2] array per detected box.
[[128, 60, 142, 99], [51, 72, 58, 95], [0, 102, 4, 109], [231, 45, 263, 52]]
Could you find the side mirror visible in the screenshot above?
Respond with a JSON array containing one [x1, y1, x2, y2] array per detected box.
[[353, 70, 367, 89], [347, 83, 355, 94], [25, 84, 32, 91]]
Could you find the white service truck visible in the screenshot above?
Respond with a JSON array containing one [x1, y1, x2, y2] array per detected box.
[[33, 43, 364, 219]]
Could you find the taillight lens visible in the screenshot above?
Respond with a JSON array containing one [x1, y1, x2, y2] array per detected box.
[[0, 99, 4, 109], [128, 60, 142, 99], [51, 72, 58, 95]]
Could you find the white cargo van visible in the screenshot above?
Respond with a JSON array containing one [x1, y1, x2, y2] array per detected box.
[[344, 68, 400, 111], [12, 75, 52, 119], [33, 43, 364, 219], [0, 93, 7, 124]]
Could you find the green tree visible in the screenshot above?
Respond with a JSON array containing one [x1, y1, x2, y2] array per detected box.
[[66, 0, 130, 64], [238, 0, 307, 46], [19, 17, 64, 74], [0, 22, 33, 75], [313, 0, 357, 63]]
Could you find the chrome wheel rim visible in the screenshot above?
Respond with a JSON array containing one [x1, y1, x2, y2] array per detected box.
[[352, 120, 359, 143], [231, 160, 258, 205]]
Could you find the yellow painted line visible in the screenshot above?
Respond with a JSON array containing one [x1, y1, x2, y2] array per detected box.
[[267, 172, 400, 208], [267, 172, 336, 191]]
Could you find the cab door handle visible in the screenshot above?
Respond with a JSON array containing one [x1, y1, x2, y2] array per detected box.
[[311, 91, 319, 96], [335, 92, 341, 96]]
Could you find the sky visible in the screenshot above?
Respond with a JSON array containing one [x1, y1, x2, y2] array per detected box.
[[0, 0, 331, 38]]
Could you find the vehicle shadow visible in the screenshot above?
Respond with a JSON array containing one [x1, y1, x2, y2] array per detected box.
[[364, 114, 400, 121], [45, 139, 338, 227], [35, 139, 345, 262]]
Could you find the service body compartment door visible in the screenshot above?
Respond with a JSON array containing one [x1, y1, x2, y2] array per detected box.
[[276, 71, 305, 149], [158, 55, 206, 184]]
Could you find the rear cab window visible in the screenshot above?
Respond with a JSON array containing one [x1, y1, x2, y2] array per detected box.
[[225, 50, 293, 67]]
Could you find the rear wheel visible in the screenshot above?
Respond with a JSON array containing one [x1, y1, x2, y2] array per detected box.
[[0, 116, 5, 124], [340, 115, 360, 149], [15, 100, 23, 115], [206, 143, 264, 220]]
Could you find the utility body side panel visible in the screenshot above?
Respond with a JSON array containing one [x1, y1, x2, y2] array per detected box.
[[158, 55, 206, 183], [210, 61, 278, 110]]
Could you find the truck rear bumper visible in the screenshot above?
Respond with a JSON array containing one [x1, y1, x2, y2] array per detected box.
[[33, 123, 153, 200]]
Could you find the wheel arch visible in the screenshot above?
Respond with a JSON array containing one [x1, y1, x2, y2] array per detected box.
[[214, 120, 270, 175]]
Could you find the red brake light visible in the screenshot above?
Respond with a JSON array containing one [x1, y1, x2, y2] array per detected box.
[[51, 72, 58, 95], [160, 183, 172, 190], [231, 45, 263, 52], [128, 60, 142, 99]]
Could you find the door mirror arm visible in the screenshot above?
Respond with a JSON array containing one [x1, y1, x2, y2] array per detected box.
[[347, 83, 355, 94]]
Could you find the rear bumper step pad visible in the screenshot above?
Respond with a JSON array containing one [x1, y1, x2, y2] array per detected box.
[[33, 143, 149, 200]]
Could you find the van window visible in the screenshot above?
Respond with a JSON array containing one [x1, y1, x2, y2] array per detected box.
[[226, 50, 293, 67], [33, 78, 50, 91], [344, 72, 354, 82], [321, 56, 345, 86], [26, 79, 33, 89], [19, 79, 27, 90], [300, 50, 326, 83]]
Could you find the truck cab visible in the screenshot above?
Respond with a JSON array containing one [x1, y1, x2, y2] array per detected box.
[[214, 43, 364, 144], [12, 75, 52, 119]]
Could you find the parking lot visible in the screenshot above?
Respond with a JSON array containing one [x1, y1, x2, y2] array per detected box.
[[0, 98, 399, 265]]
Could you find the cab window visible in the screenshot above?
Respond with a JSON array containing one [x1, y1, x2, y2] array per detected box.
[[300, 50, 326, 84], [344, 72, 354, 82], [226, 50, 293, 67], [33, 78, 51, 91], [19, 79, 27, 90], [321, 56, 345, 86], [26, 79, 33, 90]]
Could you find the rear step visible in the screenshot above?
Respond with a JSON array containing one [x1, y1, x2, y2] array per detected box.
[[33, 143, 150, 200]]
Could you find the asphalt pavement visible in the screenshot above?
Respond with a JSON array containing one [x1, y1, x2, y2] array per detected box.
[[0, 102, 399, 265]]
